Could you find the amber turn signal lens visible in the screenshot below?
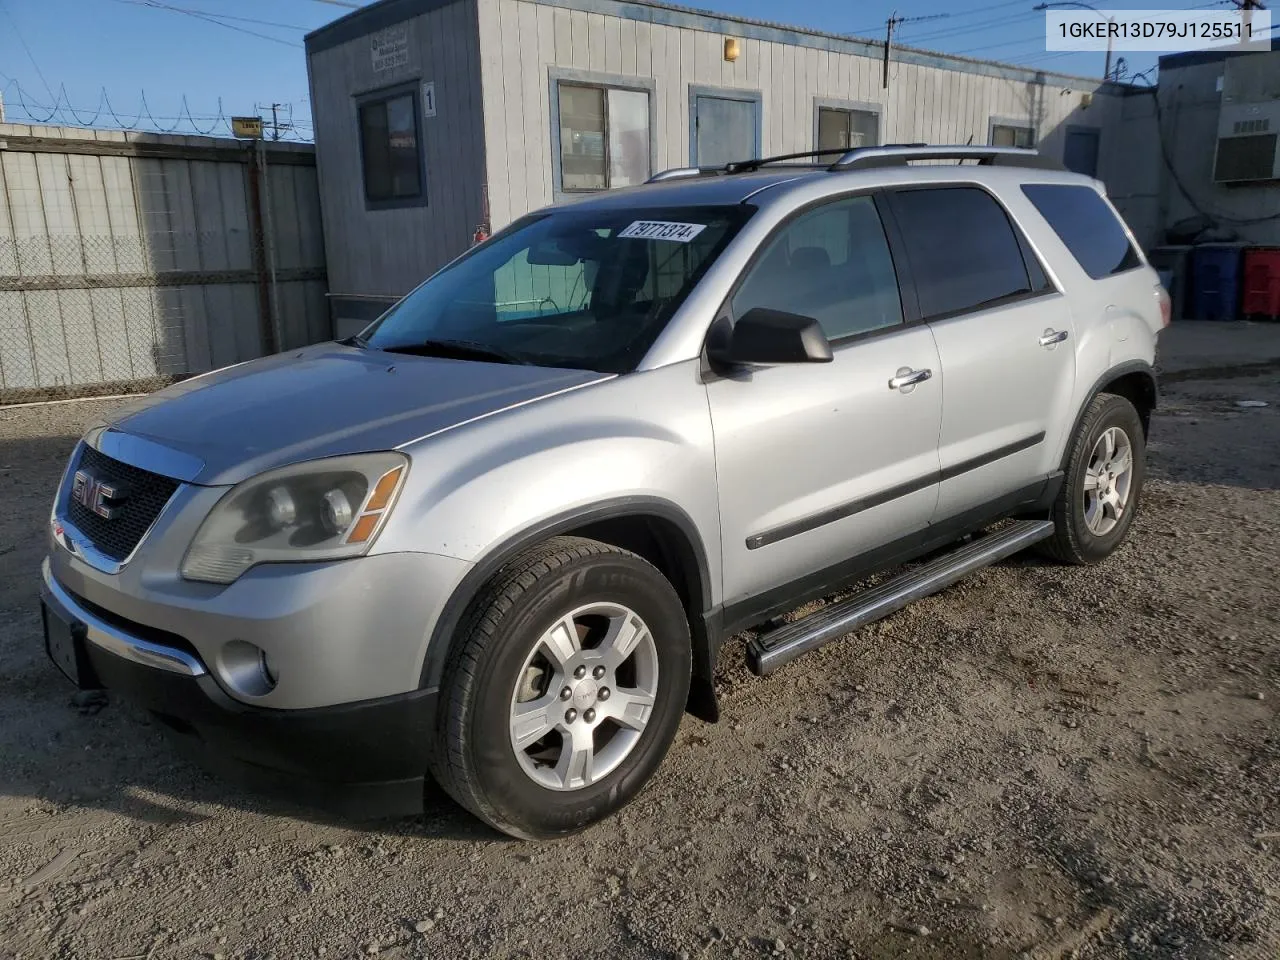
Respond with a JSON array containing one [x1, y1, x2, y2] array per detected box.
[[346, 512, 381, 544], [364, 466, 404, 512]]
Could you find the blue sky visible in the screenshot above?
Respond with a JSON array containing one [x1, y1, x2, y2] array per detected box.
[[0, 0, 1197, 139]]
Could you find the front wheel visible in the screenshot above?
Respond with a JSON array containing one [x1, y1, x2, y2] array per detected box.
[[429, 537, 691, 839], [1041, 393, 1146, 565]]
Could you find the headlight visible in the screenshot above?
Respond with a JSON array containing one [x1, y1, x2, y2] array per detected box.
[[181, 452, 409, 584]]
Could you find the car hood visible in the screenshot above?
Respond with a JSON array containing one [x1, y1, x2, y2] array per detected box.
[[93, 343, 611, 485]]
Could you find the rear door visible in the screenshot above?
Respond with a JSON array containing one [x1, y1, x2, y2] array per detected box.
[[706, 193, 942, 614], [882, 185, 1076, 522]]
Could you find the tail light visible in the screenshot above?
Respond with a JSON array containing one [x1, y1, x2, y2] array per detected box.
[[1155, 284, 1171, 328]]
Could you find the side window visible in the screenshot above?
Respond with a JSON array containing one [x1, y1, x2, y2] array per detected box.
[[889, 187, 1035, 321], [991, 121, 1035, 148], [731, 196, 903, 340], [556, 82, 651, 192], [816, 106, 879, 152], [1021, 184, 1142, 279], [358, 90, 424, 206]]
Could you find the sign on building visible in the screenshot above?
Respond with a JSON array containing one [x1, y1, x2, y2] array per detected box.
[[231, 116, 263, 139], [371, 25, 410, 72]]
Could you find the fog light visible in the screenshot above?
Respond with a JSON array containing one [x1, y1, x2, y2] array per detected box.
[[219, 640, 278, 697]]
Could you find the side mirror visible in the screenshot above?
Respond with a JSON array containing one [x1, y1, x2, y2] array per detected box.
[[707, 308, 833, 366]]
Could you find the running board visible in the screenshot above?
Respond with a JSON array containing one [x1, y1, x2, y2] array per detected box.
[[746, 520, 1055, 676]]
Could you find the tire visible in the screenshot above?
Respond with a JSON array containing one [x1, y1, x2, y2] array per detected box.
[[1041, 393, 1146, 565], [428, 536, 691, 839]]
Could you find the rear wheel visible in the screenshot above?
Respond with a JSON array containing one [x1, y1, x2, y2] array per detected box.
[[429, 536, 690, 839], [1041, 393, 1146, 564]]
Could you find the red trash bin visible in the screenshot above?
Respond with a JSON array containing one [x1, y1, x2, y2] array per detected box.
[[1243, 248, 1280, 321]]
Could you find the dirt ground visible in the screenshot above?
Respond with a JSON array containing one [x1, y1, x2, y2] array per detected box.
[[0, 322, 1277, 960]]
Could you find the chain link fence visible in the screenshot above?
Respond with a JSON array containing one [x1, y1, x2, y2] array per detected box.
[[0, 127, 327, 406]]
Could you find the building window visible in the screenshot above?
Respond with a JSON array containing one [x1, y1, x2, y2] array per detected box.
[[557, 81, 651, 192], [358, 88, 424, 206], [990, 122, 1035, 148], [816, 107, 879, 152]]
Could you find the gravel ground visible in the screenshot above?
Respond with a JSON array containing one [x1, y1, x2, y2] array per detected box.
[[0, 324, 1277, 960]]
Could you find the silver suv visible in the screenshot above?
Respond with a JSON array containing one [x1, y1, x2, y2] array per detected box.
[[41, 145, 1169, 839]]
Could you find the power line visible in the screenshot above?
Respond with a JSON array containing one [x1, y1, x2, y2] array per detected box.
[[112, 0, 311, 30], [296, 0, 362, 7], [950, 33, 1047, 55], [0, 0, 57, 103], [902, 11, 1042, 44], [107, 0, 303, 46], [847, 0, 1025, 38]]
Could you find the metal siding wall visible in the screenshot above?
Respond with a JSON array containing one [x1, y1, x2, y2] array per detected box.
[[0, 126, 328, 403], [308, 0, 485, 300]]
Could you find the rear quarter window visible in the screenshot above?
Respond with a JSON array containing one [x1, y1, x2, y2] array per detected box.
[[1021, 184, 1142, 280]]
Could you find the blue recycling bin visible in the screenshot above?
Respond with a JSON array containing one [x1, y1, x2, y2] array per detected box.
[[1190, 244, 1245, 321]]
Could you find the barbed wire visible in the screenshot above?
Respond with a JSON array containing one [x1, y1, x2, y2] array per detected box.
[[0, 76, 314, 141]]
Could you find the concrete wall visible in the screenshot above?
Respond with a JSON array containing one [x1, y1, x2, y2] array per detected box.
[[1098, 90, 1162, 250], [0, 124, 327, 404], [306, 0, 486, 321], [1154, 51, 1280, 247]]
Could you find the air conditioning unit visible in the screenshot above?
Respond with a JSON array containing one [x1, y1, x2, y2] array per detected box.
[[1214, 102, 1279, 183], [1213, 55, 1280, 185]]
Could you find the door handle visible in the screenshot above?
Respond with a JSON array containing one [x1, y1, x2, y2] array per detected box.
[[888, 367, 932, 391], [1039, 329, 1069, 347]]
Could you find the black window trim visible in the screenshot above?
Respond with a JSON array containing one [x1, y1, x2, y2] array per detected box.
[[878, 182, 1062, 326], [355, 79, 429, 211], [708, 187, 917, 360]]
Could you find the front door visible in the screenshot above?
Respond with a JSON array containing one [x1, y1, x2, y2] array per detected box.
[[706, 194, 943, 614], [882, 185, 1076, 521], [693, 90, 760, 167]]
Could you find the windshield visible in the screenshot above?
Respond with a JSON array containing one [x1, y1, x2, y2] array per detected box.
[[361, 204, 753, 373]]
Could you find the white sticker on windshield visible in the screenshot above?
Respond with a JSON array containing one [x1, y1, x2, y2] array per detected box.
[[617, 220, 707, 243]]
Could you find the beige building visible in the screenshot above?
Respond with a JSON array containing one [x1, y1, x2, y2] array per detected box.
[[305, 0, 1147, 334]]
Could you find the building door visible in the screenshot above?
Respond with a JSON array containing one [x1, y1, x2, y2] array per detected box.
[[692, 90, 760, 167], [1064, 127, 1100, 177]]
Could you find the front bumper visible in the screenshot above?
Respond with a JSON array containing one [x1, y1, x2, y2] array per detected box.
[[41, 562, 438, 817]]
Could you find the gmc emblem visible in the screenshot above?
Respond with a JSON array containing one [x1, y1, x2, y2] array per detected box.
[[72, 470, 124, 519]]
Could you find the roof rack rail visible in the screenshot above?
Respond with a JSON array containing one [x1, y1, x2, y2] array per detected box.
[[830, 145, 1061, 171], [723, 148, 851, 173], [646, 166, 724, 183]]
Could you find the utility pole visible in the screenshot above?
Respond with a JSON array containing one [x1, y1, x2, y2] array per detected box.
[[255, 102, 291, 140], [883, 11, 949, 89]]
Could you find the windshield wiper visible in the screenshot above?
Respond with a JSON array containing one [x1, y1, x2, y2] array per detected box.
[[376, 338, 528, 365]]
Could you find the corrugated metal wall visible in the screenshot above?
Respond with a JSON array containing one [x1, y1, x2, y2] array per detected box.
[[306, 0, 486, 316], [0, 125, 329, 405], [477, 0, 1127, 231]]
